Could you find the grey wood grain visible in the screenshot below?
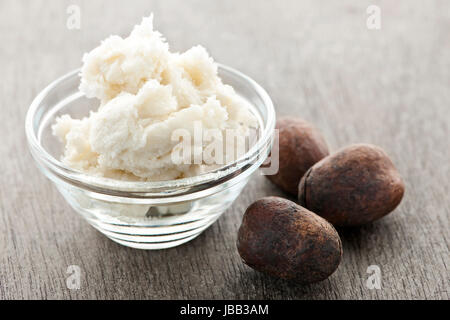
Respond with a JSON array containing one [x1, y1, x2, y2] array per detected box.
[[0, 0, 449, 299]]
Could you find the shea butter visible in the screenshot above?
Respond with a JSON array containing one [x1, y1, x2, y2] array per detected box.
[[53, 16, 258, 181]]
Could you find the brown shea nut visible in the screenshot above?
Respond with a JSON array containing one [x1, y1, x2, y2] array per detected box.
[[299, 144, 405, 227], [237, 197, 342, 284], [266, 117, 329, 195]]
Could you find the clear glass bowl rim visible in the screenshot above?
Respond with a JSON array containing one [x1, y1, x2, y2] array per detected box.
[[25, 64, 275, 195]]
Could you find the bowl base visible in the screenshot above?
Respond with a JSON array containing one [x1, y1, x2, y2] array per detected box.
[[88, 213, 222, 250]]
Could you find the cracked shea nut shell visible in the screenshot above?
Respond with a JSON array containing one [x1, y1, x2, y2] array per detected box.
[[299, 144, 405, 227], [266, 117, 329, 195], [237, 197, 342, 284]]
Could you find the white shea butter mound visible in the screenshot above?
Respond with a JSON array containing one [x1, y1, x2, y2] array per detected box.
[[53, 16, 258, 181]]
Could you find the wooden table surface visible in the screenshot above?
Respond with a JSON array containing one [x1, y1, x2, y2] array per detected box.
[[1, 0, 449, 300]]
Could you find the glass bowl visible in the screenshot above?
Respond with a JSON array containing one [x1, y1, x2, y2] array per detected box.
[[25, 64, 275, 250]]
